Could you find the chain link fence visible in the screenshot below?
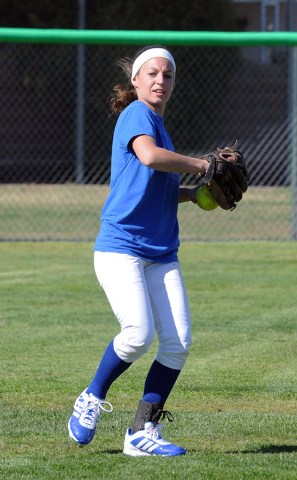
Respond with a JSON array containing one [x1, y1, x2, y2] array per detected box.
[[1, 41, 296, 241]]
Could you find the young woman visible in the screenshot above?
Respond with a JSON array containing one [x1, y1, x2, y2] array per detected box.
[[68, 45, 209, 457]]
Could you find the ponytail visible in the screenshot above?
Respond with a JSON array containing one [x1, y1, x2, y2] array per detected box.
[[109, 58, 137, 115]]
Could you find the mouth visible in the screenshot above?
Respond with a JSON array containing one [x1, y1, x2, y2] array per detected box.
[[153, 89, 166, 99]]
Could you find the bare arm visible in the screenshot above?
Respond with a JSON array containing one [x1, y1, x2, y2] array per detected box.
[[179, 186, 200, 204], [132, 134, 208, 175]]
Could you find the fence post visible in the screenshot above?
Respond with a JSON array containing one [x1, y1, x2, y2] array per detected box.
[[75, 0, 86, 184], [287, 0, 297, 240], [290, 47, 297, 240]]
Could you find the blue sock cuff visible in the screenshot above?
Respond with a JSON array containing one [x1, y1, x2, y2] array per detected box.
[[86, 340, 131, 399], [142, 360, 180, 404]]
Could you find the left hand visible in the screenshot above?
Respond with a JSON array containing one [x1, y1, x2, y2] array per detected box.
[[189, 185, 200, 204]]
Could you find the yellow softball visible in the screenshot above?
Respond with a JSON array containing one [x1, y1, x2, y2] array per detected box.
[[196, 185, 218, 211]]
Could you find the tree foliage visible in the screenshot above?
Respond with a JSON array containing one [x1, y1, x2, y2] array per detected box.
[[0, 1, 78, 29], [0, 0, 240, 31]]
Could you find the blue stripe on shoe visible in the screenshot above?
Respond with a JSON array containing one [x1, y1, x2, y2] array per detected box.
[[130, 436, 185, 456]]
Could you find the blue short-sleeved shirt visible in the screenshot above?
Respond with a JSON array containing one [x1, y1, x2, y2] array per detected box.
[[94, 100, 180, 262]]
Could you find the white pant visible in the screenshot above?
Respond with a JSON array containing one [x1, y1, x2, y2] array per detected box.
[[94, 252, 192, 370]]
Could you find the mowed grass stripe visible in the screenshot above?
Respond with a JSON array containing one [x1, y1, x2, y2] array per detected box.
[[0, 241, 296, 479]]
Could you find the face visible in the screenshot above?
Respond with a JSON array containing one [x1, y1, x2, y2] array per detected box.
[[131, 57, 175, 116]]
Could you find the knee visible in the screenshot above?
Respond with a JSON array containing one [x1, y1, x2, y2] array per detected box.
[[156, 326, 192, 370], [113, 325, 155, 363], [156, 332, 192, 370], [156, 348, 190, 370]]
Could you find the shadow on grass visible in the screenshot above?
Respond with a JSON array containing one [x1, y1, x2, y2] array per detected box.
[[228, 445, 297, 454], [97, 449, 124, 455]]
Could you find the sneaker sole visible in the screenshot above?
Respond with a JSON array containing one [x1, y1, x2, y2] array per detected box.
[[123, 446, 152, 456], [123, 443, 186, 457]]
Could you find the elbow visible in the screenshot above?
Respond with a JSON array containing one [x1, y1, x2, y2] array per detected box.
[[139, 150, 156, 168]]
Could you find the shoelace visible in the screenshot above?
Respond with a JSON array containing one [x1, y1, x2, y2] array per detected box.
[[151, 422, 166, 440], [97, 400, 113, 413], [152, 409, 174, 427], [149, 409, 175, 442], [82, 399, 113, 427]]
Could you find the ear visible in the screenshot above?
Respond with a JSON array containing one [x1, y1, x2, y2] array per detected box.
[[131, 76, 138, 88]]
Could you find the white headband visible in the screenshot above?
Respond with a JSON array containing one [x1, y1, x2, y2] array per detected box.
[[131, 48, 176, 80]]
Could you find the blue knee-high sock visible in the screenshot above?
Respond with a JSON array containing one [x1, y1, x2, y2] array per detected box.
[[142, 360, 180, 405], [86, 340, 131, 399]]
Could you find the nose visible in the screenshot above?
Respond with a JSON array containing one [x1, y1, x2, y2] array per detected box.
[[156, 72, 165, 84]]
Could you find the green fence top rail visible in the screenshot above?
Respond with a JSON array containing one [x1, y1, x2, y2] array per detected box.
[[1, 28, 297, 46]]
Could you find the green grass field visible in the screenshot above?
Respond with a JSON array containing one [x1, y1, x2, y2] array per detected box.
[[0, 241, 297, 479], [0, 184, 294, 241]]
